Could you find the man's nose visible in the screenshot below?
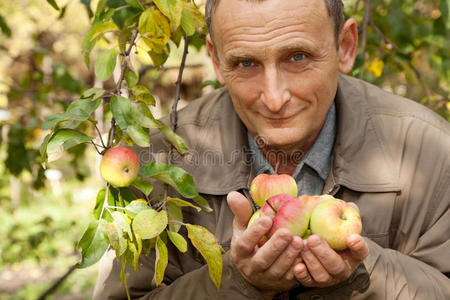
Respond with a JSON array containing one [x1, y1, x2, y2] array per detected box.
[[260, 66, 289, 113]]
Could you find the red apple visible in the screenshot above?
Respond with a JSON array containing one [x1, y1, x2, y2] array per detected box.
[[100, 146, 139, 187], [250, 174, 298, 207], [261, 194, 311, 239], [310, 198, 362, 250]]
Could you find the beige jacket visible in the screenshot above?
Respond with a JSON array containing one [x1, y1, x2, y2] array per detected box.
[[93, 75, 450, 299]]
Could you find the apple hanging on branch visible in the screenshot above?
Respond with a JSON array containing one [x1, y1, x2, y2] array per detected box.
[[39, 1, 226, 297], [99, 146, 139, 188]]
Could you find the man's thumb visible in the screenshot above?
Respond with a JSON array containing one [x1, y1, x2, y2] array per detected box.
[[227, 191, 253, 230]]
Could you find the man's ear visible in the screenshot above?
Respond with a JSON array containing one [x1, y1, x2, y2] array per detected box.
[[206, 34, 225, 84], [338, 18, 358, 74]]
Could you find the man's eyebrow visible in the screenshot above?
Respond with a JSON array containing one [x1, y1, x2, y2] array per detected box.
[[223, 51, 257, 62]]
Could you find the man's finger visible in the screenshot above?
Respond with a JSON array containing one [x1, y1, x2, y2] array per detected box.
[[346, 234, 369, 260], [306, 235, 347, 277], [227, 191, 253, 230]]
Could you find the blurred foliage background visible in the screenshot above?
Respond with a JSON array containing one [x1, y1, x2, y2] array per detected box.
[[0, 0, 448, 299]]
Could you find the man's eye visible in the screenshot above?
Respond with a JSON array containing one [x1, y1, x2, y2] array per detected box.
[[292, 53, 305, 62], [239, 60, 254, 67]]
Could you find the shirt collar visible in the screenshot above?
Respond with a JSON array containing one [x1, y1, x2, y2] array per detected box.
[[248, 101, 336, 181]]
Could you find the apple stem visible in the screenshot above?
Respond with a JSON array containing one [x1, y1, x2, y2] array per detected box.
[[266, 200, 278, 213], [274, 161, 280, 174]]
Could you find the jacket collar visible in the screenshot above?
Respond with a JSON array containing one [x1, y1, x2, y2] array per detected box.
[[331, 74, 401, 193], [176, 75, 401, 195]]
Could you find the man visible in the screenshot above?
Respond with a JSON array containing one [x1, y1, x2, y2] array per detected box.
[[93, 0, 450, 299]]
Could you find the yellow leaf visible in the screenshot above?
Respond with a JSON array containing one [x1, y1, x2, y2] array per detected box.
[[367, 57, 384, 78], [186, 224, 223, 290]]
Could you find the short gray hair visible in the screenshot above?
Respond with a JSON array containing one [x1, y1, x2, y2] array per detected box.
[[205, 0, 345, 46]]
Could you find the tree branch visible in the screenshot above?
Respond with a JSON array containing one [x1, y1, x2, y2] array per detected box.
[[107, 28, 139, 148], [170, 35, 189, 132]]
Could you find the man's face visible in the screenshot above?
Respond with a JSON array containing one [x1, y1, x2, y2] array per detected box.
[[209, 0, 350, 153]]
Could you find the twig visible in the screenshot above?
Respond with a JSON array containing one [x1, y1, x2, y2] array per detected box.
[[107, 28, 139, 148], [37, 264, 77, 300], [116, 29, 139, 94], [360, 0, 371, 61], [170, 35, 189, 132], [91, 141, 102, 154], [94, 124, 107, 148]]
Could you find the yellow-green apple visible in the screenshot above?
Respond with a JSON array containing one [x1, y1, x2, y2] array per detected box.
[[250, 174, 298, 207], [310, 198, 362, 251], [100, 146, 139, 187]]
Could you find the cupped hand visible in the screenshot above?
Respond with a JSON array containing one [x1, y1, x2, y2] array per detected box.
[[293, 233, 369, 288], [227, 191, 305, 297]]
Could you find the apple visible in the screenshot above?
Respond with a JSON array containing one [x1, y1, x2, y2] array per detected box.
[[100, 146, 139, 187], [310, 198, 362, 251], [301, 194, 335, 213], [262, 194, 310, 239], [250, 173, 298, 207]]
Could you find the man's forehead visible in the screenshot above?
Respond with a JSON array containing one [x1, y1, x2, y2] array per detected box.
[[213, 0, 329, 27], [212, 0, 332, 43]]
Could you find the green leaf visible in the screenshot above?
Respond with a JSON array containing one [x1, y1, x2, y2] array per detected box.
[[125, 199, 150, 218], [112, 211, 133, 241], [167, 230, 187, 252], [131, 177, 154, 197], [131, 102, 159, 128], [130, 102, 187, 154], [76, 219, 109, 268], [47, 0, 60, 10], [42, 98, 100, 130], [95, 48, 117, 81], [125, 236, 142, 272], [0, 15, 12, 37], [93, 188, 113, 222], [46, 129, 93, 162], [158, 121, 188, 154], [112, 6, 141, 29], [148, 49, 169, 68], [90, 21, 119, 41], [111, 95, 133, 131], [127, 124, 150, 147], [83, 87, 105, 100], [125, 0, 144, 10], [125, 68, 139, 88], [105, 222, 127, 257], [153, 0, 182, 32], [167, 201, 182, 232], [193, 195, 212, 213], [167, 196, 201, 212], [139, 162, 198, 199], [132, 209, 168, 239], [132, 86, 156, 105], [186, 224, 223, 290], [138, 9, 171, 50], [180, 2, 204, 36], [40, 133, 52, 160], [142, 238, 156, 256], [154, 236, 168, 286]]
